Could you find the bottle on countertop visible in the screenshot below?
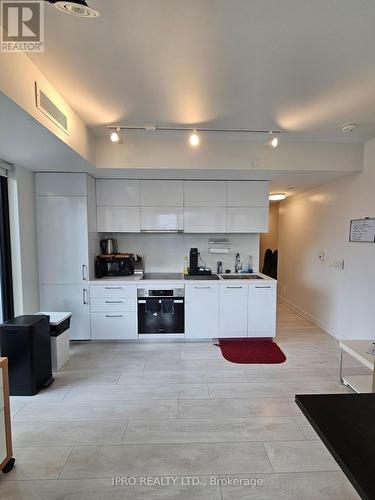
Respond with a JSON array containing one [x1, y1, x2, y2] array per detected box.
[[217, 261, 223, 274], [183, 256, 188, 275], [248, 255, 254, 273]]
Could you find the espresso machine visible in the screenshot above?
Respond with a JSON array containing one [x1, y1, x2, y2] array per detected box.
[[188, 248, 212, 276]]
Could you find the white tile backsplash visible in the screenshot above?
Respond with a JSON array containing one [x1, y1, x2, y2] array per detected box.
[[105, 233, 260, 274]]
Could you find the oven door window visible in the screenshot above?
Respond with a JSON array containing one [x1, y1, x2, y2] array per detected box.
[[138, 298, 184, 334]]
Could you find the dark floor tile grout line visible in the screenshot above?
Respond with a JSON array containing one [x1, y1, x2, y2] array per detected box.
[[56, 446, 75, 480]]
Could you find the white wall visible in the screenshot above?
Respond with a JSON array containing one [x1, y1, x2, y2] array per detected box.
[[109, 233, 260, 274], [96, 134, 363, 172], [8, 166, 39, 315], [278, 137, 375, 340]]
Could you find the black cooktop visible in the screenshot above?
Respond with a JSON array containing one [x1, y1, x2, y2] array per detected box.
[[142, 273, 183, 280], [184, 275, 221, 280]]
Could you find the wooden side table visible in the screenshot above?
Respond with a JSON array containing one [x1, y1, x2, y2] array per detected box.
[[339, 341, 375, 393], [0, 357, 15, 473]]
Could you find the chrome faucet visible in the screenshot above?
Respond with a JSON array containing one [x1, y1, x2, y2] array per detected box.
[[234, 253, 241, 273]]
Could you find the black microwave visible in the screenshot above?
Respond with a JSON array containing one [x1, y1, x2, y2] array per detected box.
[[95, 254, 134, 278]]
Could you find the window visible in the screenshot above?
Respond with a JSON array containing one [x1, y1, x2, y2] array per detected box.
[[0, 175, 14, 322]]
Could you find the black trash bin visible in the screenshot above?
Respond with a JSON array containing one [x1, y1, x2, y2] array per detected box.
[[0, 315, 54, 396]]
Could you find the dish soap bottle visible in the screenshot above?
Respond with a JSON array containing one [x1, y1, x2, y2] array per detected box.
[[183, 256, 188, 275], [248, 255, 254, 273]]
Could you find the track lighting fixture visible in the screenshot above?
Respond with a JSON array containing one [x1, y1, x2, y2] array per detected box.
[[107, 125, 283, 146], [110, 128, 121, 143], [189, 130, 200, 147]]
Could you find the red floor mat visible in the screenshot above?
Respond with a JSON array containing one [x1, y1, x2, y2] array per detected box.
[[216, 338, 286, 364]]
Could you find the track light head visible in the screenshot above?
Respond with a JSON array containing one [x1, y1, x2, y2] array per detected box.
[[110, 128, 121, 144], [189, 130, 200, 147]]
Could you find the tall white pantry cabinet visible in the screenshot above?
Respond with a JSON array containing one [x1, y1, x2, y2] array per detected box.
[[35, 173, 97, 340]]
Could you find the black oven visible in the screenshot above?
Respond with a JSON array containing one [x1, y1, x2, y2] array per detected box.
[[137, 288, 185, 335], [95, 255, 134, 278]]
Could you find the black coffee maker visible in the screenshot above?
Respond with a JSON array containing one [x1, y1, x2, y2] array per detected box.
[[188, 248, 212, 276]]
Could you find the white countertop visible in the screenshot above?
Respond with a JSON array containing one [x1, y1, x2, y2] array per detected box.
[[90, 273, 276, 285]]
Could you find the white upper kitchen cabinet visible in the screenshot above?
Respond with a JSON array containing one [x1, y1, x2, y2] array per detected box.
[[184, 207, 226, 233], [97, 206, 141, 233], [185, 284, 220, 338], [227, 181, 269, 207], [227, 207, 269, 233], [39, 285, 91, 341], [140, 180, 183, 206], [36, 193, 90, 285], [35, 172, 88, 196], [219, 284, 248, 337], [184, 181, 226, 207], [140, 207, 183, 231], [248, 283, 277, 337], [96, 180, 140, 206]]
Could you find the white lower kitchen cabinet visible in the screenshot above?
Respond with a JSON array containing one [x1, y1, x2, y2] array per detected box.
[[219, 285, 248, 337], [185, 284, 220, 338], [141, 207, 183, 231], [39, 285, 91, 340], [184, 207, 226, 233], [226, 207, 269, 233], [97, 206, 140, 233], [248, 283, 277, 337], [91, 312, 137, 340]]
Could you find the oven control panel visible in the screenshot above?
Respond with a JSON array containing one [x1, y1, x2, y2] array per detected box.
[[137, 288, 184, 298]]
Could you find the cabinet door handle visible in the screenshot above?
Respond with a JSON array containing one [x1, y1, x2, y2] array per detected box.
[[105, 286, 123, 290], [105, 314, 123, 318], [255, 286, 271, 289], [226, 286, 243, 289], [82, 264, 87, 281], [82, 288, 88, 305], [105, 300, 124, 304], [194, 286, 211, 289]]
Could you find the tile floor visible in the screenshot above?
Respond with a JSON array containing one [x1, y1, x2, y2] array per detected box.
[[0, 302, 365, 499]]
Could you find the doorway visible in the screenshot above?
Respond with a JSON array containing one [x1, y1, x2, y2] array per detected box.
[[0, 175, 14, 322]]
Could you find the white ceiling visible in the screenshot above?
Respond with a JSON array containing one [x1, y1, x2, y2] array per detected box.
[[28, 0, 375, 143]]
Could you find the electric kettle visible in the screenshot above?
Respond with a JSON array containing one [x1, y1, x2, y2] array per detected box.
[[100, 238, 116, 255]]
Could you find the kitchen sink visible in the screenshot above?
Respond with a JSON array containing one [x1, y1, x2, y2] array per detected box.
[[220, 274, 264, 280]]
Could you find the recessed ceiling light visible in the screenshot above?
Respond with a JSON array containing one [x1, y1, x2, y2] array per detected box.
[[269, 193, 286, 201], [189, 130, 200, 147], [341, 123, 356, 133], [53, 1, 99, 18], [271, 137, 279, 148]]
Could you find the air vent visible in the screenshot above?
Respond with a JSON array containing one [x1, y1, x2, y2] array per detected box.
[[35, 82, 68, 134]]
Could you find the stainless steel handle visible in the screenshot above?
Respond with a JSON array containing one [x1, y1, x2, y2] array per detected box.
[[104, 286, 123, 290], [82, 264, 87, 281], [138, 300, 146, 304], [194, 286, 211, 289], [226, 286, 243, 289], [174, 300, 183, 303], [105, 300, 124, 304], [255, 286, 272, 289], [105, 314, 123, 318], [82, 288, 88, 305]]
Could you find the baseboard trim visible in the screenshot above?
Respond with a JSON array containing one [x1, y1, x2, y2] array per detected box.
[[278, 295, 342, 340]]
